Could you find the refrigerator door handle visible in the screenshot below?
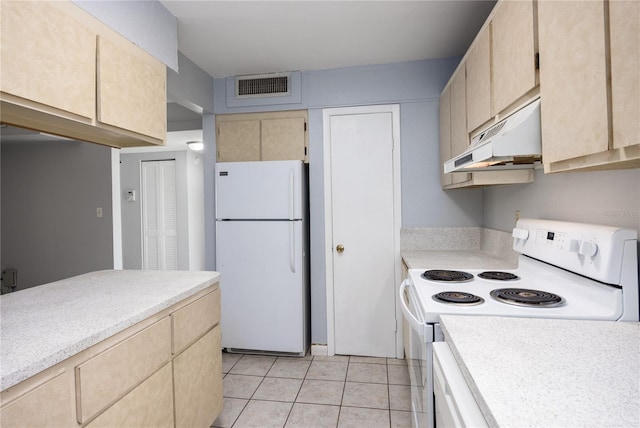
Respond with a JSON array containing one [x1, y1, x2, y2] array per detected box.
[[289, 222, 296, 273], [289, 168, 295, 220]]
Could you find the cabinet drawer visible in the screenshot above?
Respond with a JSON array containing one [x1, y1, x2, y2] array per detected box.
[[172, 288, 221, 354], [86, 363, 174, 428], [0, 372, 74, 427], [75, 317, 171, 423]]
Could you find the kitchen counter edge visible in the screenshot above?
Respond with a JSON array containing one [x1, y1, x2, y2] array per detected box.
[[0, 270, 220, 391]]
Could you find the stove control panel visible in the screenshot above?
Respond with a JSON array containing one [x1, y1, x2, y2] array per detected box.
[[513, 218, 637, 285]]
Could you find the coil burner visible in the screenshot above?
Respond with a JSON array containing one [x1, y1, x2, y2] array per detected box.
[[478, 271, 520, 281], [421, 270, 474, 283], [432, 291, 484, 306], [490, 288, 564, 307]]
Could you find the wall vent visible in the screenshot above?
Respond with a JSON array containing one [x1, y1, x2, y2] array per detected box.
[[236, 72, 290, 98]]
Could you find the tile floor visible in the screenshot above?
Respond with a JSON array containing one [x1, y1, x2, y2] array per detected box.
[[213, 352, 412, 428]]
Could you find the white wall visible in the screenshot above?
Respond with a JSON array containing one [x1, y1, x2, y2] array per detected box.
[[1, 141, 113, 290]]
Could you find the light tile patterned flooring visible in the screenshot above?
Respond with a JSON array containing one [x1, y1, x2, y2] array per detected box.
[[213, 352, 412, 428]]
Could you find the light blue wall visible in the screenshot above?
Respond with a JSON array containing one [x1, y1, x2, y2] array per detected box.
[[210, 58, 484, 344], [73, 0, 178, 70], [483, 168, 640, 234]]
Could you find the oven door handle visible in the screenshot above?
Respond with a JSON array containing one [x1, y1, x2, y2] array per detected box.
[[399, 279, 426, 336]]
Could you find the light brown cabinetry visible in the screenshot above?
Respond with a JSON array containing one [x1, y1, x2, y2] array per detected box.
[[0, 0, 166, 148], [465, 28, 492, 134], [85, 363, 174, 428], [75, 317, 172, 423], [217, 110, 308, 162], [538, 0, 639, 172], [491, 0, 538, 115], [174, 327, 223, 428], [439, 0, 537, 188], [0, 285, 222, 427], [0, 372, 75, 427]]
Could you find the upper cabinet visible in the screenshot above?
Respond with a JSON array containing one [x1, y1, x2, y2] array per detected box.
[[216, 110, 308, 163], [439, 0, 638, 185], [439, 0, 537, 189], [491, 0, 537, 115], [0, 0, 166, 148], [465, 28, 492, 134], [0, 0, 96, 121], [538, 0, 639, 172]]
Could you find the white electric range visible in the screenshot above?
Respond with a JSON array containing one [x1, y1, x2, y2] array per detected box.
[[400, 218, 639, 428]]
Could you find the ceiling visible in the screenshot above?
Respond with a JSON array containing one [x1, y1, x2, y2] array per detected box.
[[160, 0, 497, 79]]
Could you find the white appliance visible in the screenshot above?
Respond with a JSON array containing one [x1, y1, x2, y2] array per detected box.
[[400, 218, 638, 428], [444, 98, 541, 173], [215, 160, 309, 356]]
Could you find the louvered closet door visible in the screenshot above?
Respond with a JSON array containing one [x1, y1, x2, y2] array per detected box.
[[141, 160, 178, 270]]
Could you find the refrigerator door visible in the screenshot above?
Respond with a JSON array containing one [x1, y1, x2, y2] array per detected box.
[[216, 220, 305, 353], [215, 160, 303, 220]]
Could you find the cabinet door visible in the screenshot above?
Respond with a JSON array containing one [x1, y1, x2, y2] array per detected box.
[[450, 69, 471, 184], [0, 372, 74, 427], [465, 28, 492, 133], [261, 117, 306, 161], [97, 36, 166, 142], [217, 120, 261, 161], [86, 363, 174, 428], [609, 0, 639, 149], [173, 326, 223, 428], [538, 0, 609, 164], [492, 0, 537, 114], [0, 0, 95, 120], [439, 86, 453, 187]]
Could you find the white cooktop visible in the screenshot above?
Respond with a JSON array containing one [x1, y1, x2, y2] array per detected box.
[[409, 256, 624, 324]]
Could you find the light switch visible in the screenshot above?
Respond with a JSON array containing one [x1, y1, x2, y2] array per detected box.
[[125, 189, 136, 202], [96, 207, 103, 218]]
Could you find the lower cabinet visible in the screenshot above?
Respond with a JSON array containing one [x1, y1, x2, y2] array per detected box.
[[174, 326, 223, 428], [0, 286, 222, 427], [86, 364, 174, 428], [0, 372, 75, 427]]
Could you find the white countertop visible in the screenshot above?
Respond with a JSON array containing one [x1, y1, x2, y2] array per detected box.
[[0, 270, 220, 391], [439, 315, 640, 428], [402, 250, 516, 270]]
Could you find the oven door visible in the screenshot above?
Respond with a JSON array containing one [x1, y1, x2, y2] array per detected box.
[[400, 280, 430, 428]]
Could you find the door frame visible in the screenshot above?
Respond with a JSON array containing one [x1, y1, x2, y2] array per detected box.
[[322, 104, 402, 358]]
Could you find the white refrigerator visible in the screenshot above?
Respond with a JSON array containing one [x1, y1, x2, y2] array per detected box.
[[215, 160, 309, 355]]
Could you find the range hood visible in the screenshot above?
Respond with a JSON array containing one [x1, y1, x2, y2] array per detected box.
[[444, 99, 542, 173]]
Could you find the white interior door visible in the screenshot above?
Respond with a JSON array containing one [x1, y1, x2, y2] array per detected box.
[[324, 105, 400, 358], [141, 160, 177, 270]]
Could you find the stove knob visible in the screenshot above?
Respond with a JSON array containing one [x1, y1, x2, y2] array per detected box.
[[578, 241, 598, 257], [564, 239, 580, 253]]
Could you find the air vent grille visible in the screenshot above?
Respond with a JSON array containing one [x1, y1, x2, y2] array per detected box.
[[236, 73, 290, 98]]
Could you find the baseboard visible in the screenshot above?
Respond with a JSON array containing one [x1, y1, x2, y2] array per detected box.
[[310, 344, 328, 356]]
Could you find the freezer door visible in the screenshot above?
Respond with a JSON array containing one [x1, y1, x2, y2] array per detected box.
[[215, 160, 303, 220], [216, 220, 306, 353]]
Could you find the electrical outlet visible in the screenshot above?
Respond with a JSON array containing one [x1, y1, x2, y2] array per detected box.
[[97, 207, 103, 218], [515, 210, 521, 222]]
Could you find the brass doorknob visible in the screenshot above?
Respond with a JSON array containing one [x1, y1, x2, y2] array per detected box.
[[336, 244, 345, 254]]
